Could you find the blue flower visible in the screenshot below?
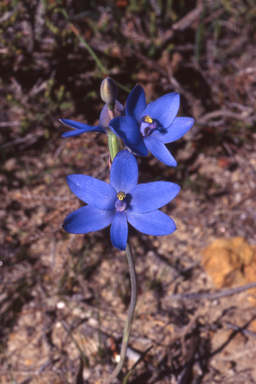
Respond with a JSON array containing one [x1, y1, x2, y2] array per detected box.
[[62, 150, 180, 251], [59, 101, 124, 138], [109, 85, 195, 166]]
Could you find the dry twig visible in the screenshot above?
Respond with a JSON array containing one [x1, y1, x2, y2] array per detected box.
[[167, 282, 256, 301]]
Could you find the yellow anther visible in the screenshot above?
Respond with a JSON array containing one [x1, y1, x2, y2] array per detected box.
[[143, 115, 153, 124], [117, 191, 126, 201]]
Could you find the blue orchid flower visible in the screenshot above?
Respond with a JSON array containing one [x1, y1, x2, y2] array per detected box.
[[109, 85, 195, 166], [59, 100, 125, 138], [62, 150, 180, 251]]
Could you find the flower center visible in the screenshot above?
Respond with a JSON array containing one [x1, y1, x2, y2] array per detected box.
[[117, 191, 126, 201], [140, 115, 158, 137], [115, 191, 127, 211]]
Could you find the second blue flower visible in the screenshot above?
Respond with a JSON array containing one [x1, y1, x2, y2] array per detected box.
[[109, 85, 194, 166], [62, 150, 180, 251]]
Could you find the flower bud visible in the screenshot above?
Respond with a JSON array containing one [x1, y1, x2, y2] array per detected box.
[[100, 77, 118, 108]]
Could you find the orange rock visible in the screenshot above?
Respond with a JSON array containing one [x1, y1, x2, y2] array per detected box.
[[201, 237, 256, 289]]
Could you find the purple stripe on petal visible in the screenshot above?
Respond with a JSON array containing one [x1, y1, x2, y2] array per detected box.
[[67, 175, 116, 210], [128, 181, 180, 213], [62, 205, 115, 234], [144, 135, 177, 167], [127, 210, 176, 236], [110, 211, 128, 251], [110, 150, 138, 193]]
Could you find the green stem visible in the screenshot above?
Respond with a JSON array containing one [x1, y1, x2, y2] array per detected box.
[[108, 132, 119, 162], [103, 241, 137, 384], [58, 6, 131, 93], [106, 99, 120, 162], [59, 8, 106, 74]]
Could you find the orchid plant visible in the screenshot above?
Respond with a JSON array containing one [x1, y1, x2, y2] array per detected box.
[[60, 78, 194, 383]]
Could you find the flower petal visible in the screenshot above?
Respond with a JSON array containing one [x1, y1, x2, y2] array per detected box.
[[62, 205, 115, 234], [110, 211, 128, 251], [128, 181, 180, 213], [123, 140, 148, 157], [67, 175, 116, 210], [62, 128, 104, 138], [127, 210, 177, 236], [60, 119, 105, 137], [142, 93, 180, 128], [152, 117, 195, 143], [110, 150, 138, 193], [109, 116, 142, 144], [143, 135, 177, 167], [99, 101, 125, 128], [125, 85, 146, 122]]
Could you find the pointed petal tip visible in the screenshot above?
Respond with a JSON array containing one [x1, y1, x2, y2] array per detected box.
[[124, 142, 148, 157], [61, 132, 72, 138], [59, 118, 75, 126], [128, 181, 180, 213], [144, 135, 178, 167], [114, 243, 126, 251], [134, 84, 144, 91], [126, 85, 146, 122], [127, 210, 177, 236]]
